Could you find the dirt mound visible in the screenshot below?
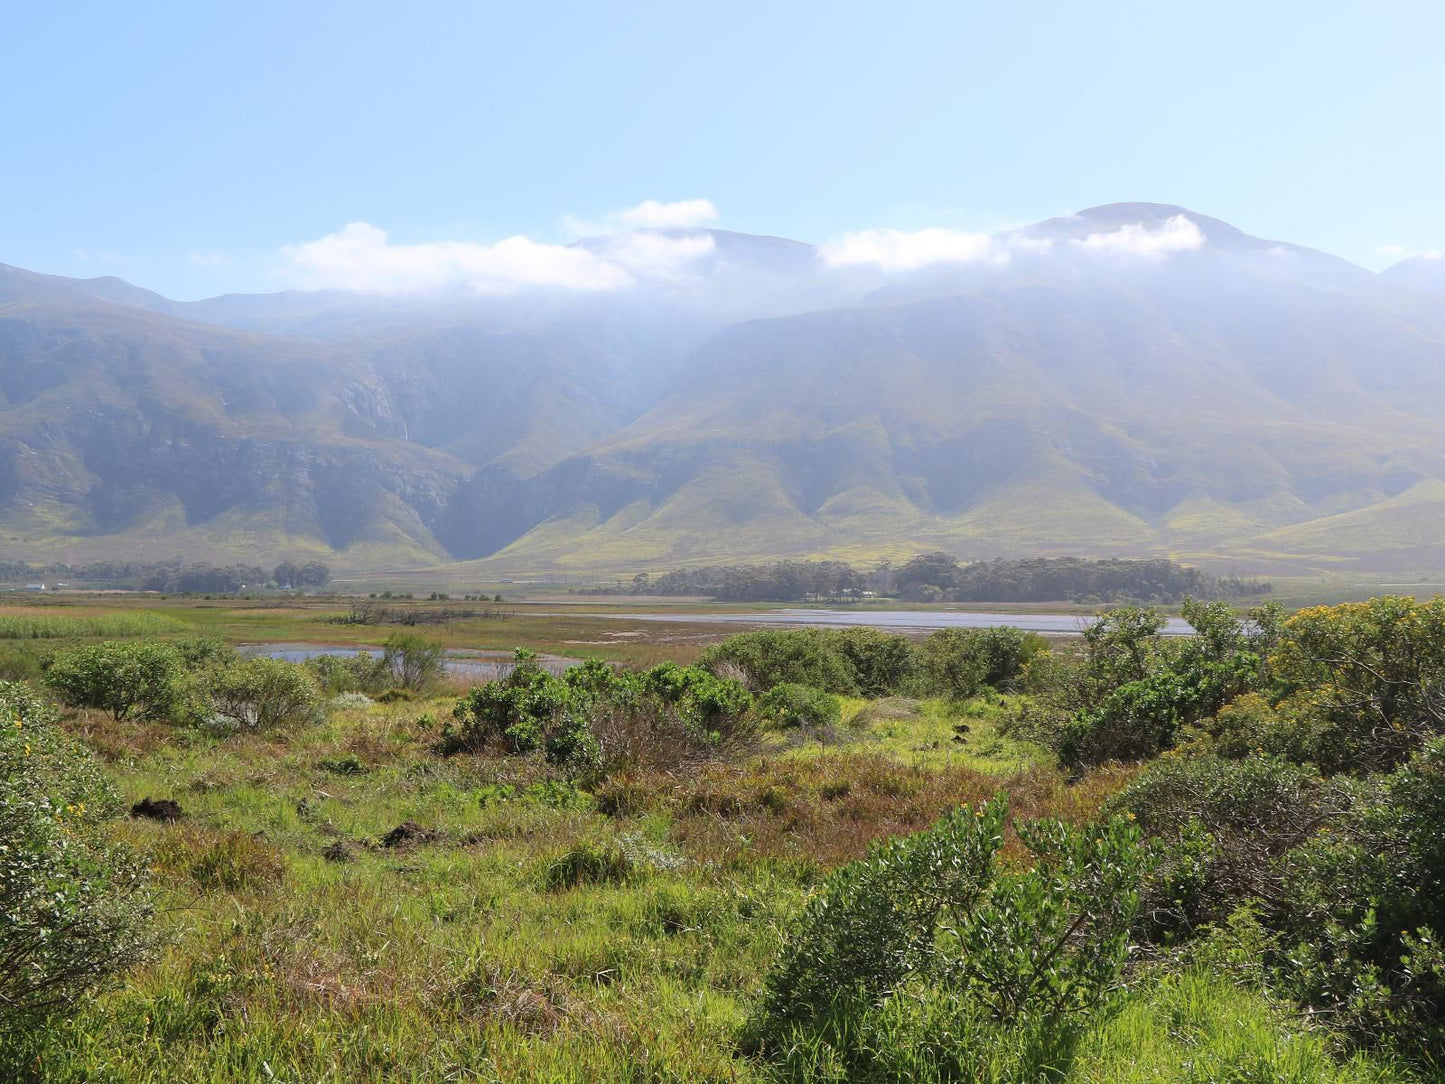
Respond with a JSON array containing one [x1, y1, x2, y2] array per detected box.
[[130, 797, 184, 821], [381, 821, 434, 848]]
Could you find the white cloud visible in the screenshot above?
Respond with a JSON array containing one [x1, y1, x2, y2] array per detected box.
[[1069, 215, 1205, 259], [279, 220, 717, 294], [280, 222, 631, 293], [818, 227, 1006, 271], [564, 197, 720, 238], [189, 252, 229, 267], [1379, 243, 1443, 261], [616, 198, 718, 229]]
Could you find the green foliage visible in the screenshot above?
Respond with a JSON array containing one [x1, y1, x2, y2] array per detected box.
[[205, 656, 324, 732], [0, 682, 154, 1026], [700, 625, 1046, 701], [379, 632, 445, 692], [750, 798, 1147, 1076], [0, 611, 188, 640], [757, 683, 841, 731], [1269, 596, 1445, 773], [1276, 738, 1445, 1053], [700, 629, 861, 694], [919, 626, 1047, 699], [1034, 601, 1276, 769], [446, 653, 755, 776], [447, 649, 568, 756], [305, 652, 387, 694], [43, 639, 189, 721], [1107, 753, 1340, 942]]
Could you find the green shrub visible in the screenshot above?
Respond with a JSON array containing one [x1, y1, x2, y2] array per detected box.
[[1107, 753, 1338, 943], [206, 656, 323, 732], [749, 797, 1147, 1074], [446, 649, 567, 755], [0, 681, 154, 1026], [305, 653, 385, 694], [757, 683, 841, 731], [1276, 738, 1445, 1056], [699, 629, 861, 694], [918, 626, 1047, 699], [42, 640, 188, 722]]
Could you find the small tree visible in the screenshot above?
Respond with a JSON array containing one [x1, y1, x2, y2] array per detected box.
[[43, 641, 186, 721], [0, 682, 155, 1026], [380, 633, 445, 691]]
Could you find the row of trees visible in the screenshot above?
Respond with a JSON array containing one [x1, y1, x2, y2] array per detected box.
[[893, 554, 1270, 603], [0, 560, 330, 592], [582, 555, 1268, 604]]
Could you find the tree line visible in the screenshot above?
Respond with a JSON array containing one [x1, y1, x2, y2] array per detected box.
[[0, 559, 330, 592], [581, 555, 1268, 603]]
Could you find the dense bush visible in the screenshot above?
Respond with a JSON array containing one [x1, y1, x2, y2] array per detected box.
[[699, 629, 861, 694], [700, 625, 1043, 700], [749, 798, 1147, 1076], [43, 640, 190, 722], [1016, 600, 1278, 769], [1276, 739, 1445, 1052], [756, 683, 841, 731], [1106, 753, 1345, 942], [918, 626, 1046, 699], [0, 682, 154, 1026], [444, 652, 754, 775], [206, 657, 324, 732]]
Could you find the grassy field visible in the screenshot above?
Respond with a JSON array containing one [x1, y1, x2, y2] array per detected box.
[[4, 595, 1432, 1082]]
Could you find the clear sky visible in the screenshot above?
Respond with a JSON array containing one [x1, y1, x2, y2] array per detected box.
[[3, 0, 1442, 299]]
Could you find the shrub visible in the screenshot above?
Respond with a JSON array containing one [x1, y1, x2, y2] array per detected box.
[[43, 640, 188, 722], [698, 629, 860, 694], [757, 683, 841, 731], [1275, 738, 1445, 1055], [1105, 753, 1343, 943], [206, 657, 323, 732], [446, 650, 567, 755], [0, 681, 154, 1026], [918, 626, 1047, 699], [749, 797, 1147, 1072], [380, 632, 445, 691], [1269, 595, 1445, 774]]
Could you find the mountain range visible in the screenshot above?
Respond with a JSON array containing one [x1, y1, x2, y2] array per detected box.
[[5, 203, 1445, 576]]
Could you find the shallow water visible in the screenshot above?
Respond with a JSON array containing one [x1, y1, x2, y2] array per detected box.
[[240, 643, 577, 681], [582, 608, 1196, 636]]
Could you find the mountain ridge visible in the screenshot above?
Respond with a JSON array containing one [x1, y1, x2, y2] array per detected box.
[[5, 205, 1445, 574]]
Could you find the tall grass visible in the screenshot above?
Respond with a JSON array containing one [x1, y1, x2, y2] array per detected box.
[[0, 611, 189, 639]]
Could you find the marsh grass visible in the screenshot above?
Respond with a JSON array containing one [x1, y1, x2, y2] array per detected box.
[[0, 609, 189, 639]]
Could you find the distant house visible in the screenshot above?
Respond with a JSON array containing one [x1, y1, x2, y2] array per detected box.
[[24, 583, 45, 592]]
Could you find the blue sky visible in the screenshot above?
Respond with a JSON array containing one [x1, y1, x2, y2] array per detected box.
[[3, 1, 1442, 299]]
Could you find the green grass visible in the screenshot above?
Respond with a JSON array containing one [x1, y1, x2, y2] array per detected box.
[[6, 692, 1415, 1083], [0, 609, 189, 639]]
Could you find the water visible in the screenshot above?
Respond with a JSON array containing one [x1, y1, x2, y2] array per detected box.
[[241, 643, 577, 681], [583, 609, 1197, 636]]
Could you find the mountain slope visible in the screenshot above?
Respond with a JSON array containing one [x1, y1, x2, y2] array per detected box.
[[7, 206, 1445, 573]]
